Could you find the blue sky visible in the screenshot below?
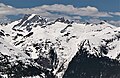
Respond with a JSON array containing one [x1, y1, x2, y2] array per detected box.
[[0, 0, 120, 26], [0, 0, 120, 12]]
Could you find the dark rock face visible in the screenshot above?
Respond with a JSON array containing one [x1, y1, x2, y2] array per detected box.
[[34, 48, 58, 70], [24, 32, 33, 38], [0, 50, 57, 78], [0, 52, 41, 78], [63, 44, 120, 78], [0, 31, 5, 36], [0, 30, 5, 37]]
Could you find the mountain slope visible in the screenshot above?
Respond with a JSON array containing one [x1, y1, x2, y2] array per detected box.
[[0, 14, 120, 78]]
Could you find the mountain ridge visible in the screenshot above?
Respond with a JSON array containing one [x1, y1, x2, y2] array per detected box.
[[0, 14, 120, 78]]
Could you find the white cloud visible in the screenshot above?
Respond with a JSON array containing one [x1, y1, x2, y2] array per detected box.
[[87, 18, 102, 23], [109, 20, 120, 26], [39, 4, 111, 17], [0, 16, 10, 23], [0, 3, 112, 21], [109, 12, 120, 16], [0, 3, 16, 15]]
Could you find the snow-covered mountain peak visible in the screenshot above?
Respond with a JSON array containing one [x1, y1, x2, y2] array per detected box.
[[0, 14, 120, 78], [12, 14, 48, 32]]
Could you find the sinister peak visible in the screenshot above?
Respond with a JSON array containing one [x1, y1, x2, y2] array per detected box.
[[21, 14, 47, 24], [13, 14, 48, 31]]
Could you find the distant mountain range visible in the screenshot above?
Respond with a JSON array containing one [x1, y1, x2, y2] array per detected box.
[[0, 14, 120, 78]]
